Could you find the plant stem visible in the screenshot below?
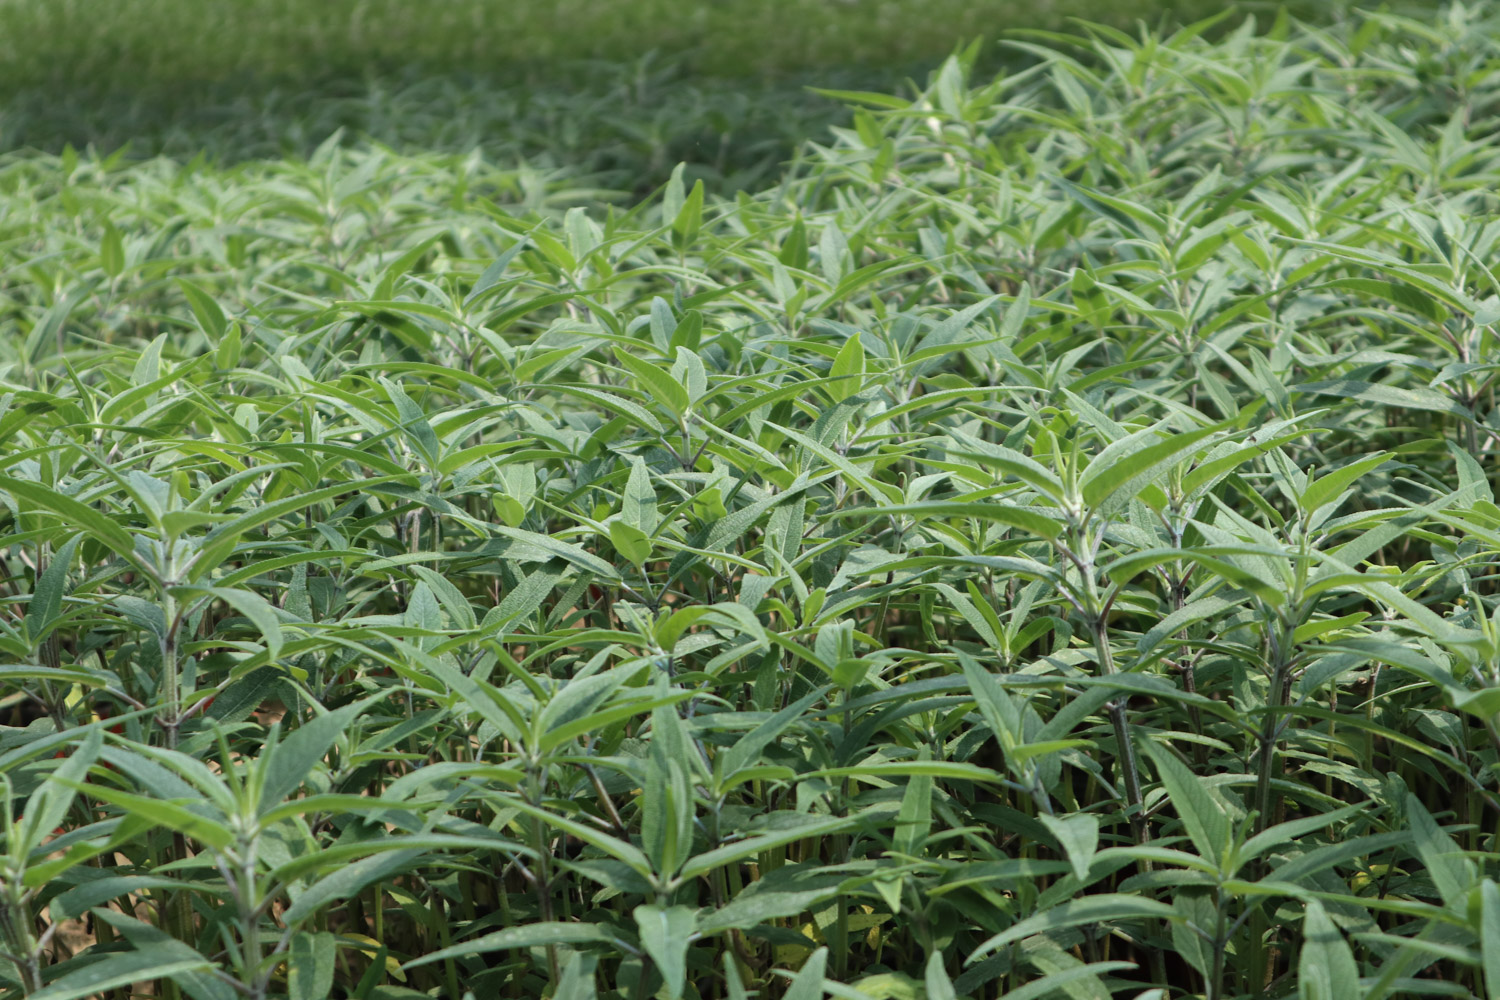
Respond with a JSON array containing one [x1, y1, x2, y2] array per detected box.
[[1091, 620, 1146, 840]]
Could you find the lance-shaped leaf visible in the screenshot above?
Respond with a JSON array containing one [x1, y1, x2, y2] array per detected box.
[[1039, 813, 1099, 882], [969, 895, 1177, 960], [1407, 794, 1475, 908], [288, 932, 337, 1000], [21, 728, 101, 855], [1482, 880, 1500, 1000], [1143, 740, 1230, 870], [827, 501, 1062, 539], [634, 905, 697, 999], [0, 477, 137, 558], [1080, 420, 1227, 515], [257, 696, 375, 815], [29, 953, 213, 1000], [406, 922, 608, 969], [1299, 900, 1359, 1000], [24, 533, 81, 644]]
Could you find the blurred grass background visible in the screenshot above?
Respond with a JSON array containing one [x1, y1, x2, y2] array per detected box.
[[0, 0, 1335, 189], [0, 0, 1295, 87]]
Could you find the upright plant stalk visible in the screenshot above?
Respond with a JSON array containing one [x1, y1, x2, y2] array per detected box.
[[1069, 522, 1147, 841], [1090, 623, 1146, 839], [1064, 513, 1168, 987], [1252, 616, 1298, 842], [236, 847, 264, 1000], [1243, 606, 1304, 993], [1163, 503, 1207, 762], [153, 585, 194, 1000], [525, 767, 561, 984], [159, 589, 181, 751], [0, 879, 41, 994], [1209, 887, 1230, 1000], [1254, 522, 1313, 848]]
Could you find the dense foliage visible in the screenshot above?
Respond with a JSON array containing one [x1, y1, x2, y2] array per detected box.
[[1, 5, 1499, 1000]]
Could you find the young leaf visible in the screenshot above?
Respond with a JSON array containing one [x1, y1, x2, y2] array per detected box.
[[827, 332, 865, 403], [610, 521, 653, 569], [1300, 452, 1390, 520], [1080, 421, 1226, 514], [783, 947, 828, 1000], [24, 534, 80, 643], [893, 749, 935, 858], [925, 953, 958, 1000]]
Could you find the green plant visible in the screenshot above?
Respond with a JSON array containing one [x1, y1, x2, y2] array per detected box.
[[0, 5, 1499, 999]]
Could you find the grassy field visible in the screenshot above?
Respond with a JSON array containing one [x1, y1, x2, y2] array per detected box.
[[0, 0, 1286, 87], [1, 2, 1500, 1000], [0, 0, 1318, 187]]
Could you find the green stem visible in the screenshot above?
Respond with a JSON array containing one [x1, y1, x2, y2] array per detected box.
[[0, 893, 41, 994], [160, 591, 181, 751], [1091, 621, 1146, 839], [428, 884, 461, 1000], [241, 855, 264, 1000], [1252, 623, 1295, 841], [1208, 889, 1229, 1000], [529, 803, 560, 982]]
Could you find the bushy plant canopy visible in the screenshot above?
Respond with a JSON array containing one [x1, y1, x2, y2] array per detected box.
[[0, 6, 1498, 1000]]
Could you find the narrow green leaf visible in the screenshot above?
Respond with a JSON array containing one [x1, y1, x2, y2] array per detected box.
[[58, 780, 233, 851], [1299, 900, 1359, 1000], [30, 956, 212, 1000], [925, 954, 957, 1000], [1482, 880, 1500, 1000], [783, 947, 828, 1000], [21, 728, 101, 855], [1406, 794, 1474, 907], [995, 963, 1134, 1000], [610, 521, 652, 569], [1039, 813, 1099, 881], [634, 905, 696, 999], [493, 525, 620, 580], [1292, 380, 1472, 418], [1080, 421, 1225, 513], [1301, 452, 1390, 518], [91, 910, 233, 1000], [827, 332, 865, 403], [259, 699, 372, 815], [289, 932, 337, 1000], [827, 501, 1061, 539], [0, 477, 137, 558], [404, 923, 606, 969], [283, 849, 427, 926], [970, 895, 1177, 960], [680, 814, 861, 880], [178, 279, 227, 339], [893, 749, 934, 858], [615, 349, 689, 417], [1143, 741, 1229, 869], [24, 534, 80, 643]]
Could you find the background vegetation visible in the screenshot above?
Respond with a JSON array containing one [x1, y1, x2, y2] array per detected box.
[[0, 0, 1313, 187], [1, 2, 1499, 999]]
